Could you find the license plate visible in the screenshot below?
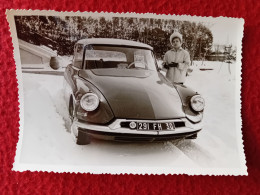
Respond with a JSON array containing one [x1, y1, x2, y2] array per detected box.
[[129, 122, 175, 130]]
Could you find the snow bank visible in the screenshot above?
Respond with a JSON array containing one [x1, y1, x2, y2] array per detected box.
[[14, 61, 245, 175]]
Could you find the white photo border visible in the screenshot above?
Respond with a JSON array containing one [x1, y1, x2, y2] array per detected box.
[[6, 9, 247, 175]]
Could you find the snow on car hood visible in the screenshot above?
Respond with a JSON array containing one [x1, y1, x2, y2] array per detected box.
[[79, 69, 185, 120]]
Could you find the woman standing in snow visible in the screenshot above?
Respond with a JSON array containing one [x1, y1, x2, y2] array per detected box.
[[163, 32, 191, 84]]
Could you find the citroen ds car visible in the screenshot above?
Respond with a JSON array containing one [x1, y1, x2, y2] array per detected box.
[[63, 38, 205, 145]]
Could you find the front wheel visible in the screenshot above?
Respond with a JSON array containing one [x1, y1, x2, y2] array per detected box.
[[76, 129, 91, 145], [69, 96, 91, 145], [185, 133, 198, 139]]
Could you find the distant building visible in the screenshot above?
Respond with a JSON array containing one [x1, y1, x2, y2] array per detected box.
[[206, 44, 232, 61], [19, 39, 57, 65]]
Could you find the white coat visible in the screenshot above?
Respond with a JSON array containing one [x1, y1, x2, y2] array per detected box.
[[163, 47, 191, 84]]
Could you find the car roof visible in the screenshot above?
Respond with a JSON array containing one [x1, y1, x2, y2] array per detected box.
[[76, 38, 153, 50]]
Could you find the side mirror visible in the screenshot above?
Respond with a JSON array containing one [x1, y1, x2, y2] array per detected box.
[[50, 56, 60, 70]]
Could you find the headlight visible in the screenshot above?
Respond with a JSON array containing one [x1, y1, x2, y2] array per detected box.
[[80, 93, 99, 111], [190, 95, 205, 112]]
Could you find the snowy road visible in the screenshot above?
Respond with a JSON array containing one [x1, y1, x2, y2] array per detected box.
[[14, 61, 245, 174]]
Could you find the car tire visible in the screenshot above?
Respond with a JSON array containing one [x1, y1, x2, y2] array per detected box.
[[185, 133, 197, 139], [69, 96, 91, 145], [69, 96, 74, 120], [76, 130, 91, 145]]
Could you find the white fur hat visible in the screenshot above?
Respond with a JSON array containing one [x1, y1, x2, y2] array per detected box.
[[170, 32, 183, 44]]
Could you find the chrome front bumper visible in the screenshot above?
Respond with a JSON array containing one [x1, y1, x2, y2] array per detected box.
[[71, 118, 202, 141]]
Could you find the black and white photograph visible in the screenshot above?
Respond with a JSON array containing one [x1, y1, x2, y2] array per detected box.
[[6, 10, 246, 175]]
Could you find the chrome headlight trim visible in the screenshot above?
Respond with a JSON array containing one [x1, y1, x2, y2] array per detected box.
[[80, 93, 99, 112], [190, 95, 205, 112]]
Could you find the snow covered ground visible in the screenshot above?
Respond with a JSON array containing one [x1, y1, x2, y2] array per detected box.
[[13, 60, 246, 175]]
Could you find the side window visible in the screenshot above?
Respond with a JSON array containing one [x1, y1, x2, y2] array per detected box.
[[73, 44, 84, 69]]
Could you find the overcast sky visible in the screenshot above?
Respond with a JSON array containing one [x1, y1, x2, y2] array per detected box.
[[209, 20, 241, 46]]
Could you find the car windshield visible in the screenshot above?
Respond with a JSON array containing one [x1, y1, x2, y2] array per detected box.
[[82, 45, 157, 71]]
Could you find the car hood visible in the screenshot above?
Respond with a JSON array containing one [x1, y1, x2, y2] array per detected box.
[[79, 69, 185, 120]]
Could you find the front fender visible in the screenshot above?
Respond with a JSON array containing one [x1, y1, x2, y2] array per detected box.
[[73, 76, 115, 124], [175, 84, 204, 123]]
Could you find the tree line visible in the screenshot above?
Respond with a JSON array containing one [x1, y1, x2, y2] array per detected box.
[[15, 15, 213, 60]]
